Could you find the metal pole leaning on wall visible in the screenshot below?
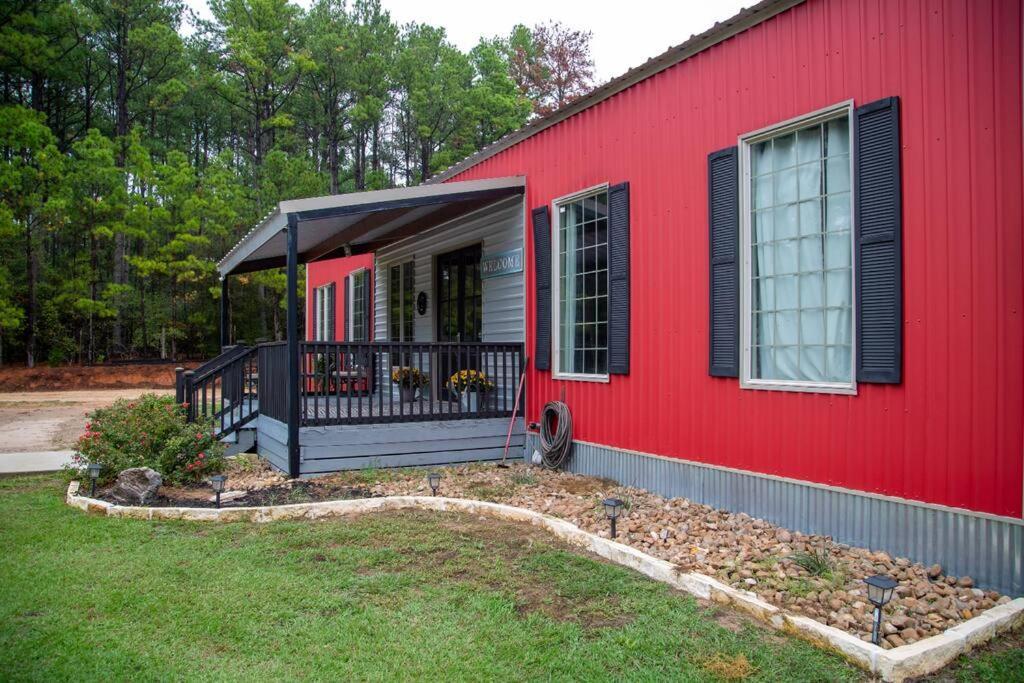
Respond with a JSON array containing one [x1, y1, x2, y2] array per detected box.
[[285, 214, 301, 478]]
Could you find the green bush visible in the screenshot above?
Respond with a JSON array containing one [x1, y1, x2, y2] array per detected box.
[[70, 393, 225, 485]]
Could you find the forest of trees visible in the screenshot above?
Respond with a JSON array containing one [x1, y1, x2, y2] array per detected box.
[[0, 0, 595, 366]]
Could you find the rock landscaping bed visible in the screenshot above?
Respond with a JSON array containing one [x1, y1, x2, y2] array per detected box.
[[86, 456, 1016, 651], [309, 461, 1012, 650]]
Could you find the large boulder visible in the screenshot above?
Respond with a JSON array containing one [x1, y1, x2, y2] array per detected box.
[[107, 467, 162, 505]]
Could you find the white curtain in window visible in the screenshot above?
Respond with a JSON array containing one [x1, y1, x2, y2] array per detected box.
[[751, 117, 853, 383]]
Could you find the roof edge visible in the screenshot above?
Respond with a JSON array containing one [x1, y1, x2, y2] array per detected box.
[[426, 0, 805, 185]]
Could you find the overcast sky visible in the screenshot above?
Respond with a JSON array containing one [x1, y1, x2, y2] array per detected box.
[[183, 0, 749, 83]]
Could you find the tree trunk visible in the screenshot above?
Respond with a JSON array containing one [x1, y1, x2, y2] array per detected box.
[[24, 216, 37, 368]]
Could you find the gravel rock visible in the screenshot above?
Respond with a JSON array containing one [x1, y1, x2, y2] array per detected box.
[[927, 563, 943, 579]]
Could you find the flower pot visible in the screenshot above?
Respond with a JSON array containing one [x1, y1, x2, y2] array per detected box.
[[459, 390, 491, 413], [398, 385, 418, 403]]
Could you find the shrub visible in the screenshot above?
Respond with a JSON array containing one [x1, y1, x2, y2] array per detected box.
[[69, 393, 225, 485]]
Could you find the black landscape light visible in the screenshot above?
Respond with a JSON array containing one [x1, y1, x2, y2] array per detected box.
[[603, 498, 624, 539], [211, 474, 227, 508], [87, 462, 101, 497], [428, 472, 441, 496], [865, 574, 898, 645]]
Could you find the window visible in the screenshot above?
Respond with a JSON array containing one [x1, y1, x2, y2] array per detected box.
[[349, 269, 367, 341], [389, 262, 415, 341], [554, 187, 609, 378], [312, 283, 334, 341], [741, 104, 855, 392]]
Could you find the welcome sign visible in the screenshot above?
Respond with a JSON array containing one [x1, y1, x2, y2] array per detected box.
[[480, 248, 523, 279]]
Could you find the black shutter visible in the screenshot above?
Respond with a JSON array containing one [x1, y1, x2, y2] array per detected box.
[[364, 271, 373, 341], [343, 275, 350, 342], [608, 182, 630, 375], [532, 206, 552, 370], [326, 283, 336, 341], [708, 147, 740, 377], [854, 97, 902, 384]]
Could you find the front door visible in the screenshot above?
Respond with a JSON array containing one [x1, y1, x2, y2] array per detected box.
[[436, 244, 482, 398]]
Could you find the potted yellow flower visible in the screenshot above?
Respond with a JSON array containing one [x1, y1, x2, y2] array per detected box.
[[391, 366, 429, 402], [447, 369, 496, 412]]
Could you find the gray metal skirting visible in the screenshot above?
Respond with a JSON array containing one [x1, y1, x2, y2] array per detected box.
[[525, 435, 1023, 596]]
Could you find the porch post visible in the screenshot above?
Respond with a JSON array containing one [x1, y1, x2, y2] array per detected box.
[[219, 275, 230, 349], [286, 214, 301, 478]]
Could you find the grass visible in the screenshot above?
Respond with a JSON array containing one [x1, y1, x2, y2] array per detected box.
[[0, 475, 868, 682]]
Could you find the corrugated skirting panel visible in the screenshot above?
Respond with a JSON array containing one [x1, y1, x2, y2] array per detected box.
[[525, 435, 1023, 596]]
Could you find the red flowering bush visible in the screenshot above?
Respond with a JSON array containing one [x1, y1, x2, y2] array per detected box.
[[70, 393, 225, 484]]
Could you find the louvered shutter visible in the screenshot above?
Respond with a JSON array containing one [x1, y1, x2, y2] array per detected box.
[[325, 283, 336, 342], [343, 275, 350, 342], [532, 206, 552, 370], [608, 182, 630, 375], [708, 147, 740, 377], [854, 97, 902, 384]]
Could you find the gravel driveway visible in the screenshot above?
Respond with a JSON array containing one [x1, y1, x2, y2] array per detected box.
[[0, 389, 172, 453]]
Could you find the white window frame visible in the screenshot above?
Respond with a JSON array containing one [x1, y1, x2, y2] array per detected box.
[[389, 260, 415, 342], [738, 100, 858, 395], [551, 183, 611, 383], [313, 282, 333, 341], [348, 267, 368, 341]]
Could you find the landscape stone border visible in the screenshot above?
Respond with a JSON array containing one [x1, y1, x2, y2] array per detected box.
[[66, 481, 1023, 682]]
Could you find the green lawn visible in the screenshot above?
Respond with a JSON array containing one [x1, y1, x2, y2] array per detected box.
[[0, 475, 863, 681]]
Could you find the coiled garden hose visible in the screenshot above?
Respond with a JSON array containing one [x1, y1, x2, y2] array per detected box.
[[539, 400, 573, 470]]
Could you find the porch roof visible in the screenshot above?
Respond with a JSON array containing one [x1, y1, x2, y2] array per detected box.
[[217, 176, 525, 276]]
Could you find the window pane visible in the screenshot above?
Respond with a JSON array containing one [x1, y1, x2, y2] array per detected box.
[[774, 204, 798, 240], [798, 162, 821, 200], [827, 118, 850, 155], [799, 200, 822, 236], [558, 189, 609, 375], [797, 126, 822, 164], [774, 132, 796, 168], [747, 113, 853, 385], [774, 166, 797, 204]]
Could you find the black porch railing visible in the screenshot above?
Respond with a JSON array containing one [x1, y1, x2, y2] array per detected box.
[[178, 345, 259, 438], [257, 342, 289, 423], [300, 341, 525, 427]]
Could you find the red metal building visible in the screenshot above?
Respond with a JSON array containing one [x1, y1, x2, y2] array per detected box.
[[429, 0, 1023, 591], [305, 254, 374, 342]]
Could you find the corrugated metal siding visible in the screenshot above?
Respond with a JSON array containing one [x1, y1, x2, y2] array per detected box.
[[373, 196, 525, 343], [528, 434, 1023, 596], [306, 254, 375, 340], [452, 0, 1024, 518]]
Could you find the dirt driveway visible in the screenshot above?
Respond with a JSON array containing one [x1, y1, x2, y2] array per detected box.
[[0, 390, 172, 453]]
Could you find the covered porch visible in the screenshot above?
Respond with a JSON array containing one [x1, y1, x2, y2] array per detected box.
[[193, 177, 527, 478]]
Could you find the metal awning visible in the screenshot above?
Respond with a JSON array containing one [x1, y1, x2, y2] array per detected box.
[[217, 176, 525, 276]]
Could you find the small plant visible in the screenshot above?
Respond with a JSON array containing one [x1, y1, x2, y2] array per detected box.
[[512, 472, 538, 487], [68, 393, 225, 485], [390, 366, 429, 388], [789, 547, 836, 578], [447, 369, 495, 393]]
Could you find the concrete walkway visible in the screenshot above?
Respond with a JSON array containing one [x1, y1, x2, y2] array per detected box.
[[0, 450, 76, 474]]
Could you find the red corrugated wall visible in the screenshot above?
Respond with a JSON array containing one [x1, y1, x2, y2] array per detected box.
[[449, 0, 1024, 517], [306, 254, 374, 341]]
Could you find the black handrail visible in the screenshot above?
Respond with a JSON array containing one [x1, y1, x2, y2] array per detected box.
[[179, 345, 259, 439], [299, 341, 525, 427]]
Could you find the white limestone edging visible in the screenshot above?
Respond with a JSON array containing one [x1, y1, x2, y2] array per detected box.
[[66, 481, 1024, 681]]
